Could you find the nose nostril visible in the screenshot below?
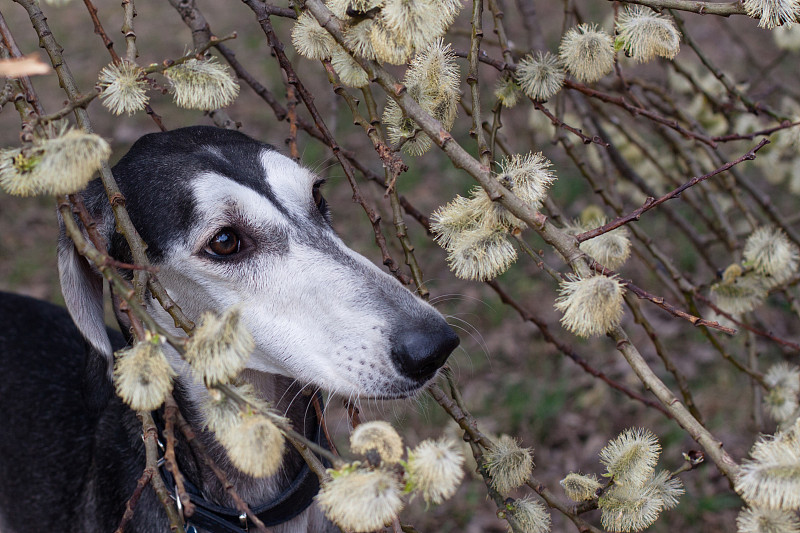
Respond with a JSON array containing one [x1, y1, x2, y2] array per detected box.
[[391, 321, 460, 382]]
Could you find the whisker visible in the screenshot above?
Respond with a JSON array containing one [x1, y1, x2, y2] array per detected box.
[[428, 293, 496, 312], [446, 316, 491, 364]]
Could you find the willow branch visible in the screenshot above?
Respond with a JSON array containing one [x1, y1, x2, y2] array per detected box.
[[609, 0, 745, 16], [171, 400, 271, 533], [576, 139, 769, 243], [428, 383, 603, 533], [141, 411, 186, 533], [306, 0, 740, 484], [16, 0, 194, 333], [244, 0, 412, 285], [114, 468, 154, 533]]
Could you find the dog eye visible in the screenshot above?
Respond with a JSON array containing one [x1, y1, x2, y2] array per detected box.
[[205, 228, 240, 257], [312, 180, 327, 212]]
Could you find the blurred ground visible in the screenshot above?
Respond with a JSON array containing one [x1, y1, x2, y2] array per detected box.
[[2, 1, 800, 531]]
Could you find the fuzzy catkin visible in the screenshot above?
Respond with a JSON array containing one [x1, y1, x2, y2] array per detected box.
[[97, 61, 149, 116], [484, 435, 534, 495], [515, 51, 564, 101], [185, 306, 254, 386], [743, 0, 800, 28], [507, 496, 551, 533], [0, 129, 110, 197], [350, 421, 404, 464], [317, 467, 404, 532], [559, 23, 615, 83], [599, 482, 664, 532], [406, 438, 465, 504], [560, 473, 601, 501], [599, 427, 661, 488], [616, 6, 681, 62], [736, 438, 800, 510], [554, 275, 626, 337], [164, 57, 239, 110], [219, 414, 285, 478], [114, 336, 175, 412]]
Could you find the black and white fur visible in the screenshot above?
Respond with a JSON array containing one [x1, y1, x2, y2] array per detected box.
[[0, 126, 459, 533]]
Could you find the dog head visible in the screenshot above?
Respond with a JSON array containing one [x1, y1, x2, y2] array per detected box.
[[59, 126, 458, 399]]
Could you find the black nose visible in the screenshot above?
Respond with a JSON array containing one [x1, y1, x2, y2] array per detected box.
[[391, 320, 460, 382]]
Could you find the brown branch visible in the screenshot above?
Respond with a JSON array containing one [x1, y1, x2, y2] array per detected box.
[[80, 0, 166, 130], [452, 46, 719, 147], [164, 398, 195, 518], [171, 398, 271, 533], [114, 467, 154, 533], [141, 412, 186, 533], [576, 139, 769, 243], [624, 292, 705, 422], [531, 98, 609, 146], [120, 0, 137, 63], [32, 90, 101, 125], [564, 79, 719, 147], [243, 0, 411, 285], [286, 85, 300, 161], [82, 0, 121, 62], [17, 0, 192, 334], [609, 0, 746, 16], [712, 120, 800, 143], [467, 0, 491, 168], [486, 280, 674, 418], [345, 399, 362, 428], [592, 263, 737, 335], [312, 394, 338, 456], [674, 13, 787, 122], [0, 10, 45, 115], [306, 0, 741, 483], [695, 292, 800, 355], [428, 383, 602, 533]]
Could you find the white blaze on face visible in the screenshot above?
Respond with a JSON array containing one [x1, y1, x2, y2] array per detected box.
[[147, 149, 444, 398]]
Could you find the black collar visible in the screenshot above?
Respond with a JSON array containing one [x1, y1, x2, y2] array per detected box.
[[157, 395, 330, 533]]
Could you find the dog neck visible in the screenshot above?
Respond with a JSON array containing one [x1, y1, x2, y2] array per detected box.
[[122, 291, 325, 515], [171, 370, 318, 510]]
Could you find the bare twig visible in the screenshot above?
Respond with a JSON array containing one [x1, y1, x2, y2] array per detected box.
[[114, 468, 154, 533], [576, 139, 769, 243], [609, 0, 745, 16], [171, 400, 271, 533], [244, 0, 412, 285], [141, 411, 186, 533]]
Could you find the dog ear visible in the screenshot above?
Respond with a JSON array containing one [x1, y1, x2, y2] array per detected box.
[[57, 209, 113, 368]]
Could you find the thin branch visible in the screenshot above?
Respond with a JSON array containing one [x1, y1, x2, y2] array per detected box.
[[244, 0, 412, 285], [164, 398, 195, 517], [486, 280, 674, 419], [141, 411, 186, 533], [531, 98, 609, 146], [592, 262, 737, 335], [305, 0, 740, 484], [82, 0, 121, 62], [608, 0, 746, 16], [695, 291, 800, 355], [428, 383, 603, 533], [576, 139, 769, 243], [171, 400, 271, 533], [16, 0, 193, 332], [114, 467, 154, 533]]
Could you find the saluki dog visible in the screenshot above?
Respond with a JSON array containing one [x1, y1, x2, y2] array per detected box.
[[0, 126, 459, 532]]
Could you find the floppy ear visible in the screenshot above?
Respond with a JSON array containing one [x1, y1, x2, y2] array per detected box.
[[57, 208, 113, 369]]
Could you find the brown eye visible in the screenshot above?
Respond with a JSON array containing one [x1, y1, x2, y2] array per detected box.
[[205, 228, 240, 257]]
